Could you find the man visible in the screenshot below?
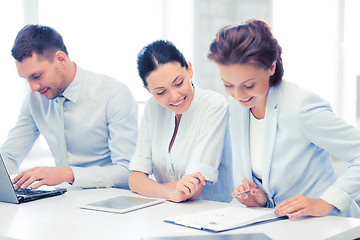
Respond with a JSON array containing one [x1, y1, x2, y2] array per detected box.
[[0, 25, 138, 189]]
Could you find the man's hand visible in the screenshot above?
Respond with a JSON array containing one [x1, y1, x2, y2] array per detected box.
[[12, 166, 74, 189], [274, 195, 335, 219]]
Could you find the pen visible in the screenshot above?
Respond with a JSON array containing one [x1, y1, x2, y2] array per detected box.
[[233, 191, 250, 197]]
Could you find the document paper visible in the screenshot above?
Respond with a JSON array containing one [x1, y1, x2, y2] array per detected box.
[[165, 205, 285, 232]]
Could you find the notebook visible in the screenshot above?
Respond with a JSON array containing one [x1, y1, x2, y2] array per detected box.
[[80, 195, 166, 214], [0, 154, 67, 204], [165, 205, 288, 233]]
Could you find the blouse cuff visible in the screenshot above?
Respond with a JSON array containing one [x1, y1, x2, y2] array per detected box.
[[185, 162, 219, 184], [128, 158, 153, 175], [320, 185, 352, 212]]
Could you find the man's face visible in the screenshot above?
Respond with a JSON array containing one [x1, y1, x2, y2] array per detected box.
[[15, 52, 67, 99]]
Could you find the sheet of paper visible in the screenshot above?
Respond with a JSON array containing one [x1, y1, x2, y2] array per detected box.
[[166, 205, 279, 232]]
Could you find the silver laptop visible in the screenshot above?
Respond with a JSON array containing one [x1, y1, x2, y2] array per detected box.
[[0, 155, 67, 204]]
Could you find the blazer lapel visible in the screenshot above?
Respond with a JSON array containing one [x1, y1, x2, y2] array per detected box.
[[261, 83, 282, 196]]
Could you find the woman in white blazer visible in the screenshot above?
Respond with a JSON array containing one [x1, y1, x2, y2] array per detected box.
[[207, 19, 360, 218], [128, 40, 233, 203]]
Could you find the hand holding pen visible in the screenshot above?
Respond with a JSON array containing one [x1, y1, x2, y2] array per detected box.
[[233, 190, 251, 197], [231, 178, 268, 207]]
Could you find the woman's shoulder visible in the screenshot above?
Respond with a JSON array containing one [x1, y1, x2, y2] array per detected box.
[[196, 87, 228, 108], [280, 81, 330, 107], [144, 96, 162, 112], [278, 81, 332, 119], [143, 96, 171, 119]]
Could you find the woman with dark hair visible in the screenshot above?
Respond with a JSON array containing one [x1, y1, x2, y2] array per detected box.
[[129, 40, 233, 203], [208, 19, 360, 218]]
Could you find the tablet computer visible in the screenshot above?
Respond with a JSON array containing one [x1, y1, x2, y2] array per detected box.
[[80, 195, 166, 214]]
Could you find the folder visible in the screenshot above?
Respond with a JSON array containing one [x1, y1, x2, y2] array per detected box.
[[164, 205, 287, 233]]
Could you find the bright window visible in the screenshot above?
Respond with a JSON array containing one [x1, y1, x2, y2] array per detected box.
[[343, 0, 360, 125], [273, 0, 359, 126], [273, 0, 339, 111], [0, 2, 25, 144], [38, 0, 194, 103], [0, 0, 194, 157]]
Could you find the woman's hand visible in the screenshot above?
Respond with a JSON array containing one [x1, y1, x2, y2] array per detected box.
[[232, 178, 268, 207], [169, 172, 206, 202], [274, 195, 335, 219]]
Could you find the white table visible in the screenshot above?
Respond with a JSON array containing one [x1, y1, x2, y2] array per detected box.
[[1, 188, 360, 240]]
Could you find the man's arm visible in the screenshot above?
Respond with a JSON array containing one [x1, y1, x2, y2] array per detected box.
[[1, 93, 40, 174], [70, 85, 138, 188], [11, 84, 138, 189]]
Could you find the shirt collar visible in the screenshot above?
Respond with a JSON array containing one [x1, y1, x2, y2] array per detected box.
[[183, 83, 201, 115], [59, 64, 82, 103]]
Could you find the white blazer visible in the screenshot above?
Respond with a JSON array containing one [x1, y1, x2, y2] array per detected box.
[[229, 81, 360, 217]]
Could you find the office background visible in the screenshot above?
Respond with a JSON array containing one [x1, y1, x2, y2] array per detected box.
[[0, 0, 359, 171]]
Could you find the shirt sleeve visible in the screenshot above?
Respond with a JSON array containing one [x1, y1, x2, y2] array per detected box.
[[128, 100, 153, 175], [185, 94, 229, 184], [299, 93, 360, 212], [71, 85, 138, 189], [0, 93, 40, 174]]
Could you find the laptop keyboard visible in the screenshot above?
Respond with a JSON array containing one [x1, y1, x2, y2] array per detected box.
[[16, 188, 48, 195]]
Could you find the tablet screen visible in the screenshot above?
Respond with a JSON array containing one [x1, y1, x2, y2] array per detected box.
[[81, 195, 165, 214]]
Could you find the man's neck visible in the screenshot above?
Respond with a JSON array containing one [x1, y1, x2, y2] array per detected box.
[[63, 60, 77, 88]]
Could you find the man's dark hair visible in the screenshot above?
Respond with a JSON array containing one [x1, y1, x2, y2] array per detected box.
[[11, 24, 68, 62]]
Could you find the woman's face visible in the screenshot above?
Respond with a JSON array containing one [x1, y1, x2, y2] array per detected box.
[[146, 62, 194, 116], [217, 63, 275, 119]]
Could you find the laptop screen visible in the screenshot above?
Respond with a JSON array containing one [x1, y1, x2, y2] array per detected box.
[[0, 155, 20, 203], [0, 155, 67, 204]]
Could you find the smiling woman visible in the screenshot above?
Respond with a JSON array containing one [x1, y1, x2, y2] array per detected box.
[[128, 40, 233, 203], [146, 62, 195, 117], [208, 18, 360, 219], [217, 63, 274, 119]]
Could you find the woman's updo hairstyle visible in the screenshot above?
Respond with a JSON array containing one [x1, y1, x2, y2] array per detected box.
[[208, 19, 283, 86], [137, 40, 188, 88]]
